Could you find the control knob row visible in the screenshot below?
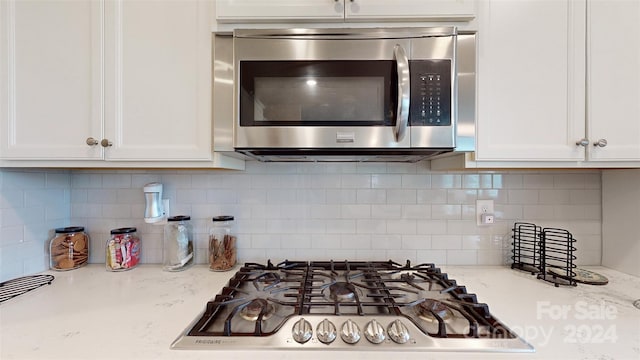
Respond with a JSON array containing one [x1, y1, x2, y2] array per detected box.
[[291, 318, 410, 345]]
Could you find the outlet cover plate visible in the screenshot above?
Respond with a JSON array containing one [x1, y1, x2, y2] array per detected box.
[[476, 199, 494, 226]]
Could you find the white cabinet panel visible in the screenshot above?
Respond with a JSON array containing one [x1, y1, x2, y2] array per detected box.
[[0, 0, 102, 159], [216, 0, 344, 22], [104, 0, 212, 161], [475, 0, 586, 161], [216, 0, 476, 23], [587, 0, 640, 161], [346, 0, 476, 21], [1, 0, 215, 163]]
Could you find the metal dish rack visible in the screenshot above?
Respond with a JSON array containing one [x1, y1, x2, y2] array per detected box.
[[0, 274, 55, 304], [510, 222, 542, 274], [537, 227, 577, 287], [511, 223, 577, 287]]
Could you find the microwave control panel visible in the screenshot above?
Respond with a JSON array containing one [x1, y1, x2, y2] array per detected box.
[[409, 60, 451, 126]]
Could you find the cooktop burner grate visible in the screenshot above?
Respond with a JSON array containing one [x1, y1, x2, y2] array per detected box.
[[173, 260, 534, 352]]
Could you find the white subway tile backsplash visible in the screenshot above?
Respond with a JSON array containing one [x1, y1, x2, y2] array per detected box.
[[523, 174, 554, 189], [340, 234, 371, 249], [356, 189, 386, 204], [477, 250, 504, 265], [386, 189, 417, 204], [416, 189, 448, 204], [417, 249, 446, 264], [431, 174, 462, 189], [553, 173, 585, 189], [386, 249, 417, 263], [500, 174, 524, 189], [539, 190, 571, 205], [401, 205, 431, 219], [341, 204, 371, 219], [401, 235, 431, 250], [569, 189, 601, 205], [101, 174, 132, 189], [446, 250, 477, 265], [386, 219, 417, 234], [416, 220, 448, 235], [371, 174, 402, 188], [341, 174, 371, 188], [431, 235, 462, 250], [371, 234, 400, 249], [432, 204, 462, 220], [508, 190, 539, 204], [0, 167, 605, 281], [401, 174, 431, 189], [463, 174, 492, 189], [324, 219, 358, 234], [326, 189, 357, 204], [356, 219, 386, 234]]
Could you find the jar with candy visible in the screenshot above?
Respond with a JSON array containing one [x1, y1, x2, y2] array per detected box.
[[106, 227, 141, 271], [49, 227, 89, 271]]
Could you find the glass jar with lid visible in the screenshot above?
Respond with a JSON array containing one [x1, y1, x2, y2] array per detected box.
[[49, 226, 89, 271], [106, 227, 141, 271], [163, 215, 194, 271], [208, 216, 236, 271]]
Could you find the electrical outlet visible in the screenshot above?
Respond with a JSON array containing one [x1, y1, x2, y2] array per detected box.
[[476, 199, 495, 226]]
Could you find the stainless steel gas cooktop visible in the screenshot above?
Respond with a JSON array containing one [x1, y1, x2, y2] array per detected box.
[[171, 260, 534, 352]]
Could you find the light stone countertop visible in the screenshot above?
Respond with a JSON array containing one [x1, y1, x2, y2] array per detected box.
[[1, 264, 638, 360]]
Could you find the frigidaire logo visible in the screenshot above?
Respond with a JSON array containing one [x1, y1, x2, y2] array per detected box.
[[195, 339, 235, 345]]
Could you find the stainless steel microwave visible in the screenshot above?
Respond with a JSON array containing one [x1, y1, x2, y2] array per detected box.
[[213, 27, 476, 162]]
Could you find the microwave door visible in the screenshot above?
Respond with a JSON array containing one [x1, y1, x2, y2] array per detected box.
[[234, 38, 412, 150]]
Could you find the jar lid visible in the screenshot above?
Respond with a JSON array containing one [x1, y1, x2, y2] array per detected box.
[[110, 227, 137, 234], [168, 215, 191, 222], [212, 216, 234, 222], [55, 226, 85, 233]]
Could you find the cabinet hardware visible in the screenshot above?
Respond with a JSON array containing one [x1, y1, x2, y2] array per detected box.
[[86, 137, 99, 146], [593, 139, 608, 147], [101, 139, 113, 147]]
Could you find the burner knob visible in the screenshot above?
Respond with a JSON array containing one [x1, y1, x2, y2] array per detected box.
[[387, 319, 411, 344], [316, 318, 337, 344], [292, 318, 313, 344], [364, 319, 386, 344], [340, 319, 361, 344]]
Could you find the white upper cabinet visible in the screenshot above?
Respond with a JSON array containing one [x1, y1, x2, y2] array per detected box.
[[0, 0, 223, 165], [468, 0, 640, 167], [215, 0, 476, 23], [0, 0, 103, 159], [345, 0, 476, 21], [475, 0, 586, 162], [104, 0, 212, 161], [586, 0, 640, 161], [216, 0, 344, 22]]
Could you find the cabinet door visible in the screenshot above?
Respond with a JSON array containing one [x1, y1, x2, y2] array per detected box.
[[104, 0, 212, 161], [216, 0, 344, 22], [587, 0, 640, 161], [345, 0, 476, 21], [475, 0, 586, 161], [0, 0, 103, 159]]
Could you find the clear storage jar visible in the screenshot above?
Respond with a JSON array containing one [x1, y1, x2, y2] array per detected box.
[[208, 216, 236, 271], [106, 227, 141, 271], [163, 215, 194, 271], [49, 226, 89, 271]]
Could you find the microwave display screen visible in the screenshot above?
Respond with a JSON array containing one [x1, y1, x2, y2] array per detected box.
[[240, 61, 396, 127]]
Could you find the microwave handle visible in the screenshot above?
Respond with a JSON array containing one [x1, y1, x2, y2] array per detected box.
[[394, 44, 410, 142]]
